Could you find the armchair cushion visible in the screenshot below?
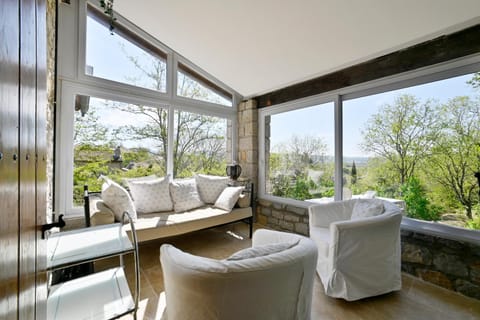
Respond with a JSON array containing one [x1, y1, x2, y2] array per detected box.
[[350, 199, 384, 220], [226, 240, 299, 261]]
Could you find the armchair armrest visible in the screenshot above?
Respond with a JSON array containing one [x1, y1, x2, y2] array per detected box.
[[329, 212, 402, 268], [308, 201, 355, 228]]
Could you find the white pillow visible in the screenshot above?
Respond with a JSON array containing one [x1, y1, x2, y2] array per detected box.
[[169, 179, 205, 212], [100, 176, 137, 221], [214, 186, 244, 211], [195, 174, 229, 204], [226, 241, 299, 261], [126, 175, 173, 213], [351, 199, 385, 220]]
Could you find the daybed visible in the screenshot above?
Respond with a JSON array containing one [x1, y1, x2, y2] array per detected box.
[[85, 174, 253, 243]]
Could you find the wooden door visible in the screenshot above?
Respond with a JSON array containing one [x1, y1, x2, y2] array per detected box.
[[0, 0, 48, 319]]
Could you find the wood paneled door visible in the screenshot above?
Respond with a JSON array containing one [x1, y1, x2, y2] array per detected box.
[[0, 0, 48, 319]]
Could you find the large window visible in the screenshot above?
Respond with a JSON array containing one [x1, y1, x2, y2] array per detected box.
[[57, 1, 237, 215], [260, 60, 480, 232], [343, 73, 480, 229]]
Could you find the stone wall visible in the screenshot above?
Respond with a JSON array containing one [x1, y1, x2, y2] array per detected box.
[[46, 0, 56, 217], [254, 195, 480, 300], [401, 230, 480, 300], [237, 100, 258, 187], [256, 199, 310, 236]]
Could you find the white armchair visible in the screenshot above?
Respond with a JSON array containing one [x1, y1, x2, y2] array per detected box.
[[308, 199, 403, 301], [160, 229, 318, 320]]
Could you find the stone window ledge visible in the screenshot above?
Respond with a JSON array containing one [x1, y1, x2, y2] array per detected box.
[[401, 217, 480, 246]]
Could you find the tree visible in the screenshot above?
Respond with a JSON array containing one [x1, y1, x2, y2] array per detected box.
[[74, 106, 109, 145], [110, 49, 228, 177], [427, 96, 480, 219], [351, 160, 357, 185], [361, 94, 440, 186]]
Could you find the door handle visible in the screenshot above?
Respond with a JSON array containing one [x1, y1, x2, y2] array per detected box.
[[41, 214, 66, 239]]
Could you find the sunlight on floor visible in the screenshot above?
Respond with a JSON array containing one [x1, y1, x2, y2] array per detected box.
[[226, 230, 244, 240]]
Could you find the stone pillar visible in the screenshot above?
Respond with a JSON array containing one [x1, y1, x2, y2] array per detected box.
[[237, 99, 258, 188]]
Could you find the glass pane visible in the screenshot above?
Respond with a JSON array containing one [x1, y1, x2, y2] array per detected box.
[[73, 95, 168, 205], [85, 7, 167, 92], [343, 72, 480, 230], [173, 111, 230, 178], [265, 102, 335, 201], [177, 63, 232, 106]]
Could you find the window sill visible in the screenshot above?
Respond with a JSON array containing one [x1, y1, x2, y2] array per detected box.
[[401, 217, 480, 246]]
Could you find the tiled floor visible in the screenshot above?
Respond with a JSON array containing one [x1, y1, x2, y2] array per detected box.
[[95, 222, 480, 320]]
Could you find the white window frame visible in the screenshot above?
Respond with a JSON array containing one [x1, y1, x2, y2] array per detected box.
[[56, 0, 240, 217], [259, 53, 480, 212]]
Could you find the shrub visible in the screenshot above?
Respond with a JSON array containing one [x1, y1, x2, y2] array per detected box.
[[401, 177, 441, 221]]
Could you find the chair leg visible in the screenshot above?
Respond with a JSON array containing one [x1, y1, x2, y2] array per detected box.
[[249, 216, 253, 238]]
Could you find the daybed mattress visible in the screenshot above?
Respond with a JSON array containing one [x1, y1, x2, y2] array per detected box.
[[123, 206, 252, 242]]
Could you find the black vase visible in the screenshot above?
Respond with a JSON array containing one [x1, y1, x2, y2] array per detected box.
[[226, 164, 242, 180]]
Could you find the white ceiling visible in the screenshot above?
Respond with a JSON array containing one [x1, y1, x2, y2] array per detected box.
[[114, 0, 480, 98]]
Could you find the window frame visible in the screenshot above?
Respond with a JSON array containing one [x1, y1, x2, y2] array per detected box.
[[55, 0, 240, 216], [259, 53, 480, 210]]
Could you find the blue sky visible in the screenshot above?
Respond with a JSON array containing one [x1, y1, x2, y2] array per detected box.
[[86, 14, 478, 158], [271, 74, 477, 157]]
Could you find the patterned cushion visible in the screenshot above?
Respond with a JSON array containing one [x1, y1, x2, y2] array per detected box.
[[214, 186, 244, 211], [351, 199, 384, 220], [126, 175, 173, 213], [169, 179, 205, 212], [226, 240, 299, 261], [100, 176, 137, 221], [195, 174, 229, 204]]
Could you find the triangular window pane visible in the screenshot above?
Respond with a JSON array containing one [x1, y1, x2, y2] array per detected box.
[[86, 4, 167, 92], [177, 63, 232, 106]]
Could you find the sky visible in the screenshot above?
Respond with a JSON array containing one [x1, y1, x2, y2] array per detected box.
[[271, 74, 477, 157], [86, 13, 478, 159]]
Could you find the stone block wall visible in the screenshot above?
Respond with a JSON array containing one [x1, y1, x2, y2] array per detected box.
[[401, 230, 480, 300], [237, 100, 258, 187], [256, 199, 310, 236]]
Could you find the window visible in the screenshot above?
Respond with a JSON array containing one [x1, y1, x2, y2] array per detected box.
[[260, 59, 480, 232], [177, 62, 233, 106], [264, 101, 335, 201], [85, 4, 167, 92], [73, 95, 168, 205], [56, 1, 237, 216], [173, 111, 230, 178], [343, 73, 480, 229]]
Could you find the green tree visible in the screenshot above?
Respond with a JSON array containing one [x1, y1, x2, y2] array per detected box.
[[74, 105, 109, 145], [361, 94, 440, 186], [351, 160, 357, 185], [401, 177, 441, 221], [111, 50, 228, 177], [427, 96, 480, 219]]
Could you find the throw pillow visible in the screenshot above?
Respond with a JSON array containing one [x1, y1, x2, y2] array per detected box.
[[169, 178, 205, 212], [351, 199, 385, 220], [195, 174, 229, 204], [214, 186, 244, 211], [126, 175, 173, 213], [100, 176, 137, 222], [226, 240, 299, 261]]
